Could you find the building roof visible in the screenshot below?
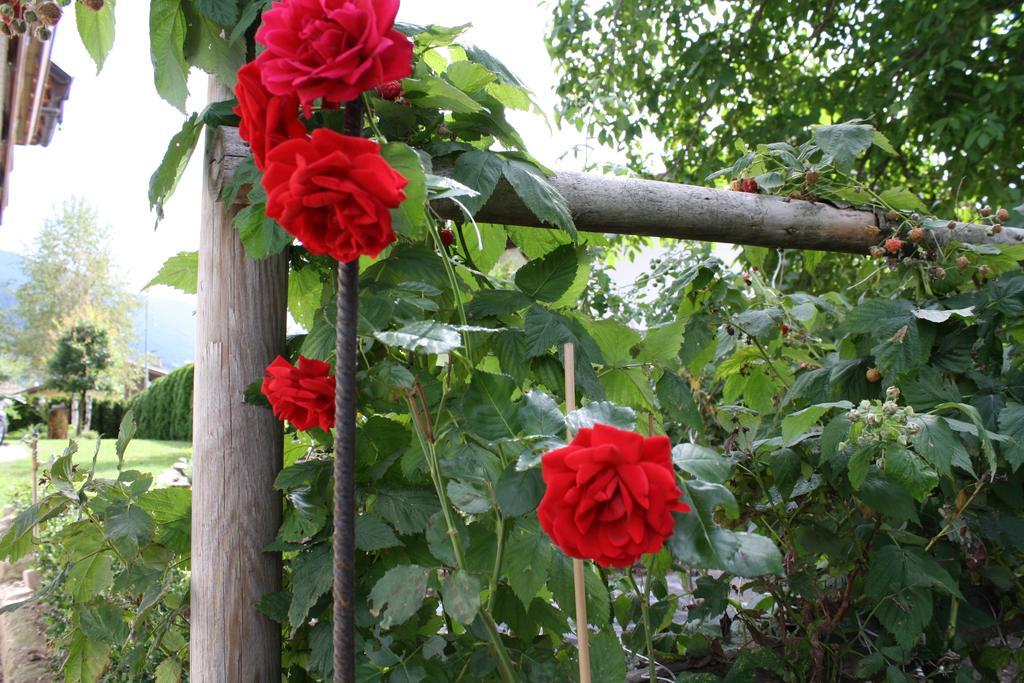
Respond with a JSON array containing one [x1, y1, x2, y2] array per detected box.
[[0, 29, 72, 223]]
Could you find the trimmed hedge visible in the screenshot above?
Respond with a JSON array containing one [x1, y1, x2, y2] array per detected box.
[[129, 364, 193, 441], [89, 399, 126, 437]]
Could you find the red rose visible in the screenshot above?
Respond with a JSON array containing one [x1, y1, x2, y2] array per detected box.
[[537, 423, 689, 568], [234, 62, 307, 171], [261, 355, 335, 431], [254, 0, 414, 117], [262, 128, 407, 262]]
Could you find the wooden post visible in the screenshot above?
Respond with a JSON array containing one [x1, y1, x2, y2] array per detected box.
[[563, 344, 591, 683], [190, 79, 288, 682]]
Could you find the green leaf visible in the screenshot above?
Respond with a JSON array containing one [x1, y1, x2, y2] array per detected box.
[[381, 142, 428, 236], [144, 251, 198, 294], [782, 401, 853, 442], [879, 188, 927, 213], [79, 604, 129, 644], [883, 446, 938, 502], [656, 372, 703, 433], [495, 464, 544, 517], [639, 321, 684, 365], [148, 113, 203, 220], [460, 372, 519, 441], [288, 543, 332, 628], [67, 552, 115, 602], [64, 631, 110, 683], [446, 60, 496, 92], [447, 481, 492, 514], [672, 444, 732, 484], [518, 390, 565, 437], [150, 0, 190, 112], [873, 130, 898, 155], [566, 401, 636, 432], [466, 290, 533, 318], [368, 565, 431, 629], [441, 570, 481, 624], [375, 488, 440, 535], [234, 204, 293, 259], [115, 410, 136, 470], [356, 514, 402, 552], [186, 11, 245, 86], [668, 480, 783, 577], [998, 401, 1024, 471], [287, 266, 323, 331], [375, 321, 462, 354], [812, 122, 874, 173], [909, 415, 960, 477], [589, 630, 627, 683], [503, 519, 552, 608], [76, 0, 116, 72], [104, 504, 155, 548], [404, 75, 484, 113], [857, 470, 920, 523], [196, 0, 238, 26], [154, 658, 182, 683], [140, 487, 191, 554], [453, 150, 506, 215], [548, 553, 609, 626], [503, 159, 577, 241], [842, 299, 916, 336], [514, 244, 579, 303]]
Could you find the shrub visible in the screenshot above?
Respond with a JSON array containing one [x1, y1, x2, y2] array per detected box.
[[129, 364, 193, 441]]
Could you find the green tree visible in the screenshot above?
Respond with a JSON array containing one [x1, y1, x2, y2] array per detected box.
[[547, 0, 1024, 214], [5, 198, 136, 384], [47, 323, 112, 435]]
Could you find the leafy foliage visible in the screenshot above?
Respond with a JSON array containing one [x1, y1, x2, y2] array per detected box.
[[547, 1, 1024, 213]]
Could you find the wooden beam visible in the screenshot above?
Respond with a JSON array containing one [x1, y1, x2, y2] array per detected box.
[[191, 82, 288, 682], [216, 127, 1022, 254]]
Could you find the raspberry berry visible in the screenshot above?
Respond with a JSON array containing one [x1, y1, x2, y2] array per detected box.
[[908, 228, 925, 242], [980, 205, 992, 217], [866, 367, 882, 383], [36, 2, 60, 24], [992, 224, 1003, 234], [956, 255, 970, 270], [779, 323, 790, 335], [931, 266, 946, 279], [868, 245, 886, 258], [376, 80, 403, 101], [804, 170, 819, 185], [996, 208, 1010, 223], [439, 227, 455, 247], [884, 238, 903, 254], [739, 178, 760, 194]]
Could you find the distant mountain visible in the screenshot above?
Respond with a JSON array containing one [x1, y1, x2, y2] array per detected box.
[[0, 250, 195, 369]]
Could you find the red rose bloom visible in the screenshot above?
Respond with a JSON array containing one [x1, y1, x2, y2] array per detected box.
[[234, 61, 307, 171], [262, 128, 407, 262], [254, 0, 414, 116], [261, 355, 335, 431], [538, 423, 689, 568]]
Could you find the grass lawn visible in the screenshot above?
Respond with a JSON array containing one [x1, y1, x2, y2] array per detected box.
[[0, 438, 191, 508]]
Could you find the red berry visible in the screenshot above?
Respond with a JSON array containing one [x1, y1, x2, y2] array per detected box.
[[439, 227, 454, 247], [376, 80, 403, 101], [866, 368, 882, 383], [730, 179, 742, 191], [908, 228, 925, 242], [884, 238, 903, 254], [779, 323, 790, 335], [739, 178, 760, 194]]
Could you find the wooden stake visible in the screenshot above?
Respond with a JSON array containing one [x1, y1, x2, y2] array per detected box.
[[564, 344, 591, 683]]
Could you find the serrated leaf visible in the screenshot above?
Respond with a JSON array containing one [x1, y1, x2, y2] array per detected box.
[[76, 0, 116, 72], [368, 565, 430, 629], [514, 244, 579, 303], [79, 604, 128, 644], [812, 122, 874, 173], [356, 514, 402, 551], [441, 570, 481, 624], [589, 630, 627, 682], [998, 401, 1024, 471], [883, 446, 938, 502], [672, 443, 732, 483], [496, 464, 544, 517], [566, 401, 636, 432], [287, 266, 323, 331], [150, 0, 190, 112], [375, 321, 462, 354], [466, 290, 534, 318], [64, 631, 110, 683], [668, 480, 783, 577], [879, 188, 927, 212], [148, 113, 203, 220], [548, 552, 609, 626], [288, 543, 332, 628], [446, 60, 496, 92], [155, 658, 182, 683], [382, 142, 428, 236], [451, 149, 506, 216], [404, 75, 483, 113], [503, 159, 577, 241], [104, 504, 155, 548], [503, 519, 552, 608], [67, 552, 115, 602], [782, 401, 853, 442], [196, 0, 237, 26], [375, 488, 440, 535], [234, 204, 293, 259], [460, 372, 519, 441], [518, 390, 565, 436], [144, 251, 198, 294], [873, 130, 898, 155]]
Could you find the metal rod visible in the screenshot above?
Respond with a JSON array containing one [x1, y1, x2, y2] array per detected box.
[[333, 100, 364, 683]]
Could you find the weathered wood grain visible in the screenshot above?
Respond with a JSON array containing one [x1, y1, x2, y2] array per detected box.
[[191, 83, 288, 683]]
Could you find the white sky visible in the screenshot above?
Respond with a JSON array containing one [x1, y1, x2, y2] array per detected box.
[[0, 0, 673, 296]]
